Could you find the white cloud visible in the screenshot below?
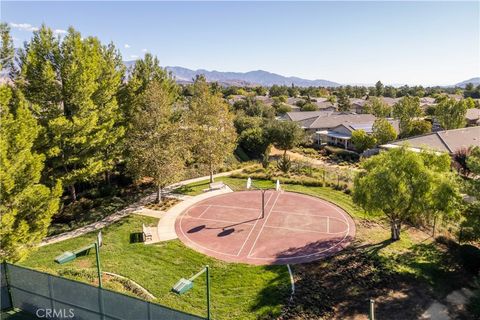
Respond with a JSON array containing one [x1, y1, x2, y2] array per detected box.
[[142, 48, 148, 52], [124, 44, 131, 49], [9, 23, 67, 36], [54, 29, 67, 35], [130, 55, 139, 59], [9, 23, 39, 32]]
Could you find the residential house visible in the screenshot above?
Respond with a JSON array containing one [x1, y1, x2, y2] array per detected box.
[[317, 119, 399, 150], [285, 111, 376, 136], [381, 126, 480, 154]]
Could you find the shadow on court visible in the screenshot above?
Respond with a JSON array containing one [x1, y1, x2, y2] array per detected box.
[[186, 215, 264, 236]]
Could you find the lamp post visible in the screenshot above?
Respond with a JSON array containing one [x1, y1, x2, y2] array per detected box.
[[54, 232, 103, 288], [172, 265, 211, 320]]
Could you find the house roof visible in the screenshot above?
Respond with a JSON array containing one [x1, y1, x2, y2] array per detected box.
[[308, 113, 376, 130], [329, 119, 400, 135], [382, 126, 480, 154], [287, 112, 377, 130], [466, 108, 480, 121], [285, 111, 334, 122]]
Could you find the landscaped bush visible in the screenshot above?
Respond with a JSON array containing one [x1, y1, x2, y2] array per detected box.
[[324, 145, 360, 162], [459, 244, 480, 274]]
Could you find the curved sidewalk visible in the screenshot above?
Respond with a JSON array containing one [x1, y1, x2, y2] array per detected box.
[[155, 186, 233, 242], [40, 170, 240, 246]]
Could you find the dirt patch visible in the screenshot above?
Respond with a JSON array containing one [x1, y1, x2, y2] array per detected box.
[[144, 197, 180, 211], [275, 247, 434, 320]]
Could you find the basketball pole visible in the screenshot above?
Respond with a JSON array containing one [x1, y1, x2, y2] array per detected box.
[[261, 190, 265, 219]]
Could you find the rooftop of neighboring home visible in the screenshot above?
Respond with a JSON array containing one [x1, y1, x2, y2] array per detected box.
[[317, 119, 400, 139], [286, 111, 377, 130], [466, 108, 480, 121], [381, 126, 480, 154]]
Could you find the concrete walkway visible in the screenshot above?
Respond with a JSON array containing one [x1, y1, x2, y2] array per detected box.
[[420, 287, 474, 320], [40, 170, 241, 246], [154, 185, 233, 242]]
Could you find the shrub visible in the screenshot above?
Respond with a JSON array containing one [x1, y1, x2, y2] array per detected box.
[[277, 156, 292, 173], [234, 146, 250, 162], [459, 244, 480, 274], [324, 145, 360, 162]]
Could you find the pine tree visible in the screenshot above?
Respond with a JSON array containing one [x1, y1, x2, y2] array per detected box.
[[118, 53, 177, 129], [0, 85, 61, 261], [18, 26, 124, 201], [127, 80, 187, 203], [337, 89, 351, 112], [0, 23, 15, 78], [188, 76, 237, 182]]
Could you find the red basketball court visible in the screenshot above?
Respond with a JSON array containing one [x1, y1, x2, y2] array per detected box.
[[175, 190, 356, 265]]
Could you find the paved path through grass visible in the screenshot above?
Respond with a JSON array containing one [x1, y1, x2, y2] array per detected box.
[[40, 170, 241, 246]]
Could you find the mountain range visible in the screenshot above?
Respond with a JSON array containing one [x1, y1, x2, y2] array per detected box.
[[164, 66, 341, 87], [455, 77, 480, 88]]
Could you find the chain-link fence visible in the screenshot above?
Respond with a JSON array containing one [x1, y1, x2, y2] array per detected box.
[[1, 263, 204, 320]]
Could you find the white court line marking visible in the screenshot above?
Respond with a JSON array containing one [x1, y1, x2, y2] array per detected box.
[[179, 191, 355, 261], [200, 204, 259, 211], [235, 192, 275, 256], [249, 196, 353, 261], [180, 210, 240, 257], [247, 192, 281, 257], [264, 225, 347, 235], [184, 216, 256, 226], [197, 205, 211, 218]]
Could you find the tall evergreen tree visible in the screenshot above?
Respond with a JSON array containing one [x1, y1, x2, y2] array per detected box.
[[375, 80, 384, 97], [118, 53, 176, 128], [0, 23, 15, 78], [18, 26, 124, 201], [0, 85, 61, 261], [188, 76, 237, 182], [337, 89, 351, 112]]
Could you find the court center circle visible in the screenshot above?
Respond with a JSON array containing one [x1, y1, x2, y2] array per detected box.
[[175, 190, 356, 265]]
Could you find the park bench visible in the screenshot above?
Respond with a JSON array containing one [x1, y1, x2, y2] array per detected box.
[[209, 181, 225, 190], [142, 223, 153, 242], [203, 181, 225, 192]]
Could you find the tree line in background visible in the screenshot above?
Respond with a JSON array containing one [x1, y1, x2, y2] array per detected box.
[[0, 24, 239, 261], [1, 23, 479, 261]]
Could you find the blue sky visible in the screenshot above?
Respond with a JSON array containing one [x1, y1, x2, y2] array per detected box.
[[1, 1, 479, 85]]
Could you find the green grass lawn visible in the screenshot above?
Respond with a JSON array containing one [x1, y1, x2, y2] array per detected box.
[[21, 177, 464, 319], [20, 215, 289, 320]]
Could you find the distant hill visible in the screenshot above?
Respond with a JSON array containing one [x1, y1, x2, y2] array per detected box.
[[165, 66, 341, 87], [123, 61, 340, 87], [455, 77, 480, 88]]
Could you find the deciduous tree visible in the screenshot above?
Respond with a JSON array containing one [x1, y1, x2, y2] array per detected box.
[[351, 130, 376, 153], [353, 147, 460, 240], [393, 96, 423, 137], [188, 76, 237, 182], [372, 118, 397, 144], [127, 80, 186, 203], [435, 97, 467, 130], [363, 97, 392, 117]]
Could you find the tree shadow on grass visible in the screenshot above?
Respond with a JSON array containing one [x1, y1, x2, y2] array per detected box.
[[251, 238, 469, 320]]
